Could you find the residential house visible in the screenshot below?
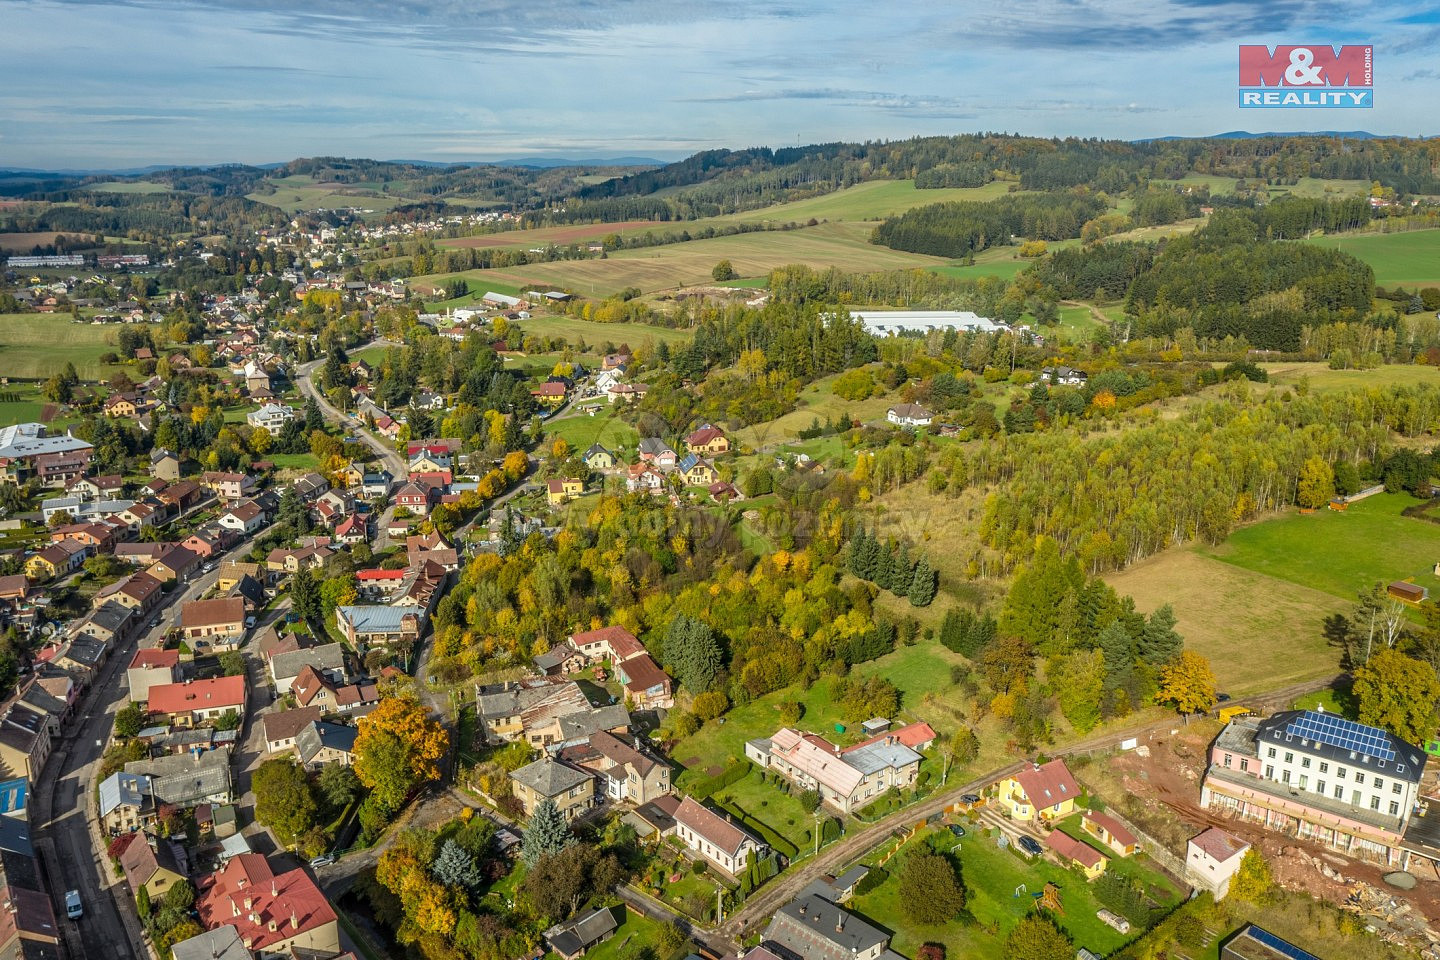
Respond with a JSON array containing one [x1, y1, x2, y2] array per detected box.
[[613, 653, 673, 711], [407, 448, 452, 475], [292, 472, 329, 502], [125, 750, 233, 807], [51, 520, 116, 554], [762, 893, 892, 960], [104, 393, 139, 418], [264, 544, 333, 575], [394, 482, 433, 516], [360, 470, 393, 498], [0, 702, 51, 781], [333, 513, 369, 545], [195, 853, 340, 958], [530, 381, 567, 408], [625, 464, 664, 494], [678, 455, 715, 487], [246, 403, 296, 436], [334, 605, 426, 652], [636, 438, 677, 469], [673, 796, 766, 876], [51, 637, 109, 684], [99, 772, 154, 834], [201, 472, 257, 503], [335, 462, 365, 490], [25, 541, 88, 581], [150, 448, 181, 482], [684, 424, 730, 457], [312, 489, 353, 527], [147, 676, 246, 726], [148, 545, 201, 584], [1041, 365, 1087, 386], [406, 531, 459, 570], [169, 926, 250, 960], [269, 643, 346, 696], [996, 758, 1081, 823], [583, 444, 615, 471], [181, 597, 248, 650], [155, 478, 204, 513], [120, 835, 186, 901], [1044, 829, 1108, 880], [1083, 810, 1139, 858], [475, 678, 629, 748], [568, 625, 645, 664], [262, 708, 322, 755], [295, 721, 358, 770], [565, 731, 670, 804], [545, 907, 619, 960], [606, 383, 647, 404], [509, 757, 595, 820], [291, 667, 379, 715], [218, 501, 265, 536], [886, 403, 933, 428], [34, 449, 93, 487], [217, 561, 264, 592], [1186, 827, 1250, 900], [113, 543, 169, 567], [183, 528, 229, 560], [745, 725, 924, 815], [546, 477, 584, 506], [106, 571, 164, 616], [126, 648, 180, 703], [1200, 708, 1426, 865]]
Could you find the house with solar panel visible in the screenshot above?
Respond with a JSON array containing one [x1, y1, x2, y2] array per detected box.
[[1201, 707, 1426, 865]]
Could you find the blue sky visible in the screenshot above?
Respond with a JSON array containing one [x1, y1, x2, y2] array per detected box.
[[1, 0, 1436, 169]]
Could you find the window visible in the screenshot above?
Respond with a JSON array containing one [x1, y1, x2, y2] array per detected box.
[[1335, 785, 1344, 800], [1298, 775, 1308, 790], [1318, 780, 1326, 795], [1224, 753, 1232, 768], [1394, 783, 1403, 795], [1240, 759, 1250, 772], [1301, 757, 1311, 769], [1319, 762, 1329, 773], [1265, 765, 1275, 779], [1355, 770, 1365, 783], [1267, 747, 1277, 759], [1281, 770, 1291, 784], [1371, 796, 1381, 811], [1391, 801, 1401, 816], [1374, 778, 1384, 791], [1284, 752, 1294, 764]]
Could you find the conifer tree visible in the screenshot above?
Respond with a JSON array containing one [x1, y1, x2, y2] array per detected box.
[[908, 556, 938, 607], [521, 798, 574, 867]]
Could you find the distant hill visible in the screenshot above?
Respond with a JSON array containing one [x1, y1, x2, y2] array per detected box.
[[1138, 130, 1400, 142]]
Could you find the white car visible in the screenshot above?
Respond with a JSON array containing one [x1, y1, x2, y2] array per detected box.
[[65, 889, 82, 919]]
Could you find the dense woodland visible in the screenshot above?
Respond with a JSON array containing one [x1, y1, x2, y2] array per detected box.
[[871, 191, 1111, 258]]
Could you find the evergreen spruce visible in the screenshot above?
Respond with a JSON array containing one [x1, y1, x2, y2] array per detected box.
[[520, 798, 574, 867], [908, 556, 938, 607]]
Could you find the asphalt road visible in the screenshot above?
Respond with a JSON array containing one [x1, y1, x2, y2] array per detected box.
[[33, 535, 263, 960], [296, 346, 407, 480]]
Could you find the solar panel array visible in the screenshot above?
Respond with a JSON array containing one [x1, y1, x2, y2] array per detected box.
[[1285, 710, 1395, 762], [1242, 924, 1322, 960]]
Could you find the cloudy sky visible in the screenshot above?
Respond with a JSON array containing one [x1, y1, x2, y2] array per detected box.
[[1, 0, 1436, 169]]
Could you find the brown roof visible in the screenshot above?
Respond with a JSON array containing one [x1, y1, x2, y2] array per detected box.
[[119, 573, 163, 603], [1190, 827, 1247, 864], [1045, 829, 1105, 869], [1014, 758, 1079, 809], [1084, 810, 1138, 848], [590, 730, 656, 776], [180, 596, 245, 629], [675, 796, 752, 857], [619, 653, 671, 694], [262, 707, 322, 744]]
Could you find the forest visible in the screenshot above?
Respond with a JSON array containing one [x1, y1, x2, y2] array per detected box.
[[871, 191, 1110, 258]]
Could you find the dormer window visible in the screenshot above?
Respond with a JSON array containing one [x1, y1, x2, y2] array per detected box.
[[1398, 764, 1407, 773]]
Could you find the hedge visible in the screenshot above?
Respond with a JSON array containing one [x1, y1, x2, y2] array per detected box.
[[689, 759, 752, 799]]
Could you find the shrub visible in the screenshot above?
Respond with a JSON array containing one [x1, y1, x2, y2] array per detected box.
[[798, 789, 822, 813], [854, 866, 888, 896]]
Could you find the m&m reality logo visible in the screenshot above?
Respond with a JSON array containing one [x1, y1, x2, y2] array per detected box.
[[1238, 44, 1373, 108]]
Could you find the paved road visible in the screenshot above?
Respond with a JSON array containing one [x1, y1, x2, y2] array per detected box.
[[33, 535, 263, 960], [296, 346, 407, 480]]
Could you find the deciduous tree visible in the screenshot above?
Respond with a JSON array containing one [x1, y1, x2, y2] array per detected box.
[[899, 852, 965, 924], [1155, 650, 1217, 717], [1003, 915, 1073, 960], [253, 757, 319, 846], [1352, 648, 1440, 744], [353, 694, 449, 812]]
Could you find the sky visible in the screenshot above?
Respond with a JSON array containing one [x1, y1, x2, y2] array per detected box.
[[1, 0, 1437, 169]]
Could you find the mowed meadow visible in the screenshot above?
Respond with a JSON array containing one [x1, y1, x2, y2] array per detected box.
[[1308, 228, 1440, 288], [0, 313, 132, 380]]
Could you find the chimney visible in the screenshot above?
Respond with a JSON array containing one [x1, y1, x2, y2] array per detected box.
[[267, 919, 278, 933], [271, 880, 278, 897], [836, 916, 845, 934], [799, 904, 807, 915], [244, 896, 253, 910], [291, 910, 298, 930], [230, 896, 240, 917]]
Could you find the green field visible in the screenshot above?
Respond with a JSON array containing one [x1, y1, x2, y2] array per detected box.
[[1309, 228, 1440, 288], [733, 368, 893, 450], [520, 314, 693, 347], [1259, 361, 1440, 393], [417, 221, 950, 298], [849, 824, 1181, 959], [542, 410, 640, 454], [1206, 492, 1440, 599], [709, 179, 1015, 226], [0, 313, 133, 380], [246, 175, 408, 217]]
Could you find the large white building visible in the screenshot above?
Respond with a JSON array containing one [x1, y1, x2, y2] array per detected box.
[[849, 310, 1006, 337]]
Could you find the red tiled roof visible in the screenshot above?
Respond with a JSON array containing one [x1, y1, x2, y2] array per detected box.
[[1084, 810, 1138, 848], [1015, 758, 1079, 809], [1190, 827, 1247, 863], [569, 625, 644, 660], [841, 721, 937, 756], [1045, 829, 1105, 869], [147, 675, 246, 714], [196, 853, 337, 952], [356, 568, 406, 581], [129, 648, 180, 670]]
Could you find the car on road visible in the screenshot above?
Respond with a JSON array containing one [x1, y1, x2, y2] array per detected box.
[[1016, 835, 1043, 857], [959, 793, 981, 805], [947, 823, 966, 838], [245, 616, 257, 628], [1217, 692, 1232, 702], [308, 855, 335, 868], [64, 890, 82, 919]]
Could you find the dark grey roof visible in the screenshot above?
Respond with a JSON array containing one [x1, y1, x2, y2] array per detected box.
[[557, 704, 630, 741], [271, 642, 346, 681], [1256, 709, 1425, 784], [764, 894, 889, 960], [510, 757, 593, 798], [547, 906, 618, 958], [296, 721, 358, 765], [170, 925, 250, 960], [83, 599, 135, 637], [0, 816, 32, 856]]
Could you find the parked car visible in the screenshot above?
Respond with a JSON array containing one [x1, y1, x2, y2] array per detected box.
[[960, 793, 981, 805], [947, 823, 966, 838], [308, 855, 335, 868], [64, 890, 82, 920], [1017, 835, 1043, 857]]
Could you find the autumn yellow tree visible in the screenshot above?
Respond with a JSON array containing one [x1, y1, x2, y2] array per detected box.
[[502, 450, 528, 480], [353, 694, 449, 811], [1296, 455, 1335, 509], [1155, 650, 1217, 717]]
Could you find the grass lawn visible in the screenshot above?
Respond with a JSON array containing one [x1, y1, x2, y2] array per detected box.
[[709, 769, 819, 855], [0, 313, 134, 380], [268, 452, 321, 472], [1205, 492, 1440, 600], [569, 907, 666, 960], [849, 826, 1180, 959], [1308, 228, 1440, 288], [734, 369, 894, 450], [1258, 361, 1440, 392], [1105, 545, 1346, 695], [543, 411, 640, 455], [91, 180, 172, 194], [520, 314, 693, 347]]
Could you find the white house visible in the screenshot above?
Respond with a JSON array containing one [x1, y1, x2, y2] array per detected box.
[[246, 403, 296, 437], [217, 501, 265, 535], [1185, 828, 1249, 900], [673, 795, 767, 876], [886, 403, 933, 429]]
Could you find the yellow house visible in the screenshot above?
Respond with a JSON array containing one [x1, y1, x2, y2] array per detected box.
[[121, 836, 186, 901], [546, 477, 583, 506], [996, 758, 1080, 822], [105, 394, 138, 418], [679, 455, 716, 487], [1045, 830, 1108, 880], [337, 462, 366, 489]]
